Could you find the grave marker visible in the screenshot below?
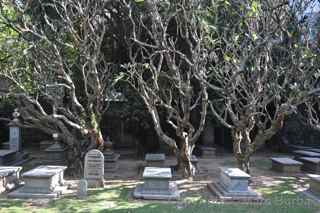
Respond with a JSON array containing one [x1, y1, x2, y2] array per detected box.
[[84, 149, 105, 188]]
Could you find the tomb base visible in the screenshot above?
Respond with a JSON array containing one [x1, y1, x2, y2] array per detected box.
[[133, 182, 180, 200], [7, 165, 67, 199], [208, 168, 263, 202], [7, 185, 67, 199], [0, 167, 22, 194], [208, 182, 263, 202], [0, 150, 30, 166]]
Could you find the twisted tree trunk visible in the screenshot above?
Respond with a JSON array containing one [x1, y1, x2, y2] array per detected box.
[[177, 135, 195, 178]]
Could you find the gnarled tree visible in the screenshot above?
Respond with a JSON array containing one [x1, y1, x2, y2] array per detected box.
[[205, 0, 320, 173], [0, 0, 117, 175], [122, 0, 208, 177]]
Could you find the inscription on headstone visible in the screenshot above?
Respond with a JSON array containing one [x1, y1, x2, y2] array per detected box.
[[84, 149, 104, 188]]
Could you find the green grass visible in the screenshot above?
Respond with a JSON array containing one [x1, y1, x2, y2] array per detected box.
[[1, 177, 319, 213]]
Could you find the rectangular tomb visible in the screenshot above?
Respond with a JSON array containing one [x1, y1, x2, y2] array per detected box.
[[208, 167, 263, 202], [293, 150, 320, 158], [271, 157, 302, 173], [0, 166, 22, 194], [308, 148, 320, 153], [0, 150, 17, 166], [145, 154, 166, 167], [133, 167, 180, 200], [8, 165, 67, 199], [298, 157, 320, 173]]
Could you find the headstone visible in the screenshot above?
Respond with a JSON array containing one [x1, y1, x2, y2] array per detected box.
[[8, 109, 21, 152], [0, 109, 30, 166], [133, 167, 180, 200], [145, 153, 165, 167], [103, 138, 120, 172], [293, 150, 320, 158], [77, 179, 88, 199], [8, 165, 67, 198], [84, 149, 105, 188], [298, 157, 320, 173], [271, 157, 303, 173], [104, 150, 120, 172], [208, 167, 263, 202], [44, 134, 67, 165], [0, 166, 22, 194]]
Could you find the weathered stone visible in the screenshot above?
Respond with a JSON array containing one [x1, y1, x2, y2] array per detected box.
[[293, 150, 320, 158], [84, 149, 105, 188], [8, 165, 67, 199], [308, 148, 320, 153], [145, 154, 166, 167], [208, 167, 263, 202], [104, 150, 120, 172], [298, 157, 320, 173], [0, 150, 17, 166], [8, 109, 22, 152], [44, 142, 67, 165], [77, 179, 88, 199], [0, 166, 22, 194], [134, 167, 180, 200], [271, 157, 302, 173]]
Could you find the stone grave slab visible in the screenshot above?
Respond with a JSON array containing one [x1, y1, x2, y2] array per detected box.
[[298, 157, 320, 173], [145, 154, 166, 167], [8, 165, 67, 199], [271, 157, 302, 173], [0, 150, 17, 166], [84, 149, 105, 188], [200, 146, 215, 158], [104, 150, 120, 172], [308, 148, 320, 153], [293, 150, 320, 158], [208, 167, 263, 202], [0, 166, 22, 194], [133, 167, 180, 200]]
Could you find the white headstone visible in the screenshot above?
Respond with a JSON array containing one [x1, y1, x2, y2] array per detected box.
[[9, 126, 21, 152], [84, 149, 104, 188]]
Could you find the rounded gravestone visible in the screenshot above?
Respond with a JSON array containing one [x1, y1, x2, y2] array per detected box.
[[84, 149, 105, 188]]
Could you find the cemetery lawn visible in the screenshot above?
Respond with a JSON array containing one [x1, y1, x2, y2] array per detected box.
[[1, 153, 320, 213]]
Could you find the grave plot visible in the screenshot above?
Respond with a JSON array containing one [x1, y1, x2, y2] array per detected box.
[[208, 167, 263, 202], [271, 157, 303, 173], [84, 149, 105, 188], [8, 165, 67, 199], [0, 166, 22, 194], [133, 167, 180, 200], [145, 154, 166, 167], [298, 157, 320, 173], [293, 150, 320, 158]]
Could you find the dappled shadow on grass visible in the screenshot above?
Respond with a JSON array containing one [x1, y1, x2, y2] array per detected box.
[[0, 199, 24, 208]]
